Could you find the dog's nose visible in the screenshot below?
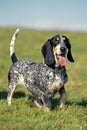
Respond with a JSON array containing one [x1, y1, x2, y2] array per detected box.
[[60, 47, 66, 52]]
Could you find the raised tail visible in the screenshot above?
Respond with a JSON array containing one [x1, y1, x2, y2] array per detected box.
[[10, 28, 20, 63]]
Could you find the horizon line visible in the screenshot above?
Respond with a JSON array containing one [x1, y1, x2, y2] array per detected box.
[[0, 25, 87, 33]]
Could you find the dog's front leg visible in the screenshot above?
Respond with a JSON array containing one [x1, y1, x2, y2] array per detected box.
[[59, 86, 67, 107]]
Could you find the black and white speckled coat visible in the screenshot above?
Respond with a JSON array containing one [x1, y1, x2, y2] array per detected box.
[[7, 29, 74, 111], [8, 60, 68, 97]]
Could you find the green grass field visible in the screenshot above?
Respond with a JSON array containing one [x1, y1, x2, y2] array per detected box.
[[0, 28, 87, 130]]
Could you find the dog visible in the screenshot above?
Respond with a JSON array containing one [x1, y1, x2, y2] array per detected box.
[[7, 28, 74, 111]]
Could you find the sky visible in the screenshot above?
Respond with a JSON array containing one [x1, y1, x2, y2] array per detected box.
[[0, 0, 87, 31]]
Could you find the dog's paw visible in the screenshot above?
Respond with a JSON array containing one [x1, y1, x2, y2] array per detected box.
[[43, 105, 51, 112], [6, 99, 12, 106], [34, 100, 42, 108], [60, 103, 65, 108]]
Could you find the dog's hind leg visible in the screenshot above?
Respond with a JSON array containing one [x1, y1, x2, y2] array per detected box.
[[7, 84, 17, 105], [41, 94, 52, 111]]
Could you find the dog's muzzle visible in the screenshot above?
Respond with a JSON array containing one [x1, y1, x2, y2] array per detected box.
[[56, 46, 67, 66]]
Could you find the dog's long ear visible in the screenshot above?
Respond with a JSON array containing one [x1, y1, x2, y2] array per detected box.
[[41, 40, 55, 66], [64, 37, 74, 62]]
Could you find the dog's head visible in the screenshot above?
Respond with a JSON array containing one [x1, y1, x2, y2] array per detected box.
[[41, 34, 74, 68]]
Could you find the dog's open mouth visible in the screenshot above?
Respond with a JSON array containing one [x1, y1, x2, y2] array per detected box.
[[56, 54, 67, 66]]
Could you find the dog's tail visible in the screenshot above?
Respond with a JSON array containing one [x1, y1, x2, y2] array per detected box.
[[10, 28, 20, 64]]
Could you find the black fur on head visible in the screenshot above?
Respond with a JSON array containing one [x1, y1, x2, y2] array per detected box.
[[41, 39, 55, 67], [63, 36, 74, 62]]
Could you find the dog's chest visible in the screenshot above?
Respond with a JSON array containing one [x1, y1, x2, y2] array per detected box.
[[47, 67, 68, 92], [37, 64, 68, 89], [47, 72, 63, 91]]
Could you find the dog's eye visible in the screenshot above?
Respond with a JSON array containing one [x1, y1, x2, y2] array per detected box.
[[54, 37, 59, 43], [56, 38, 59, 41], [63, 37, 65, 40], [53, 37, 59, 46], [53, 39, 59, 46], [63, 37, 66, 43], [52, 37, 59, 47], [54, 38, 59, 43]]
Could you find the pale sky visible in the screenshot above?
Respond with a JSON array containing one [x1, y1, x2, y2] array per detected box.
[[0, 0, 87, 31]]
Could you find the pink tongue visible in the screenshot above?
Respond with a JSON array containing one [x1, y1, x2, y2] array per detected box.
[[58, 56, 67, 66]]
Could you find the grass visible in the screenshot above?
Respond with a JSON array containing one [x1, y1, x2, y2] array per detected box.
[[0, 27, 87, 130]]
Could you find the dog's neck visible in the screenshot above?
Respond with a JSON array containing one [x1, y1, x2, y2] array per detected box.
[[43, 61, 65, 70], [55, 64, 65, 70]]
